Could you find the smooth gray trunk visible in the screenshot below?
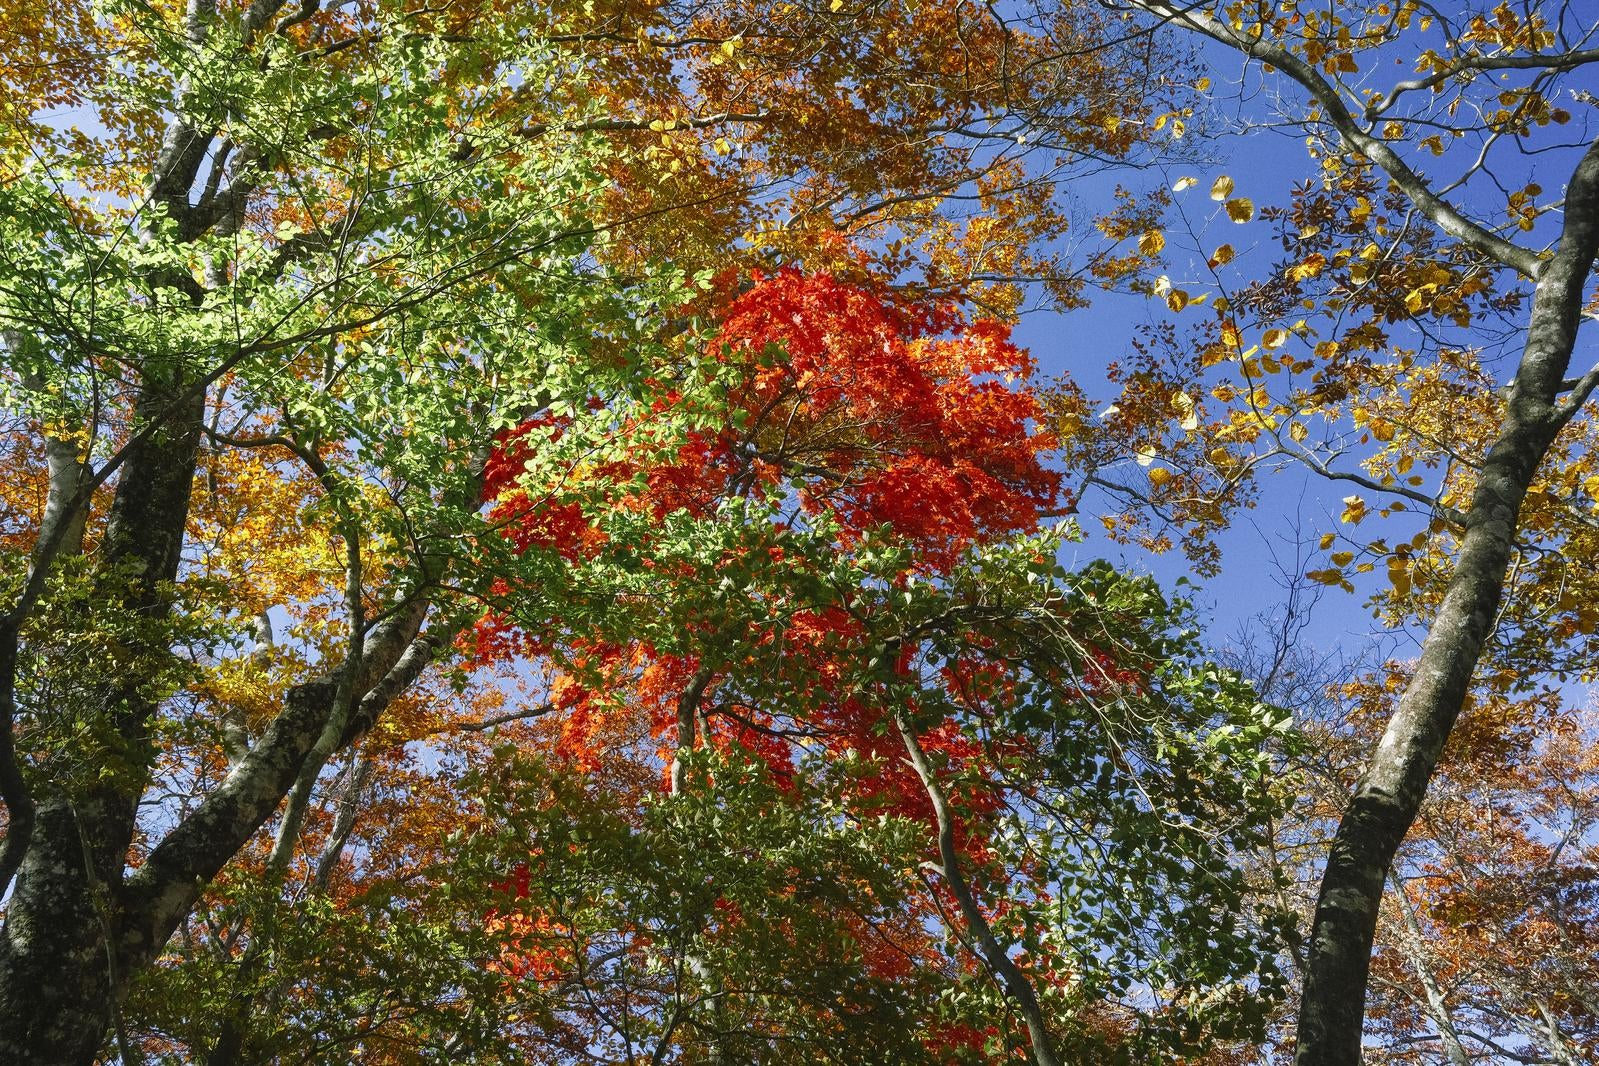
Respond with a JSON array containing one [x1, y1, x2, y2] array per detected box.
[[1294, 137, 1599, 1064]]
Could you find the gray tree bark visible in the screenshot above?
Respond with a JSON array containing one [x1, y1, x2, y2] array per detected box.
[[1294, 136, 1599, 1065], [0, 377, 206, 1063], [1098, 4, 1599, 1059], [0, 3, 456, 1057]]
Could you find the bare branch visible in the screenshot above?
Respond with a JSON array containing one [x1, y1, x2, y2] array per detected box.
[[1117, 0, 1545, 276]]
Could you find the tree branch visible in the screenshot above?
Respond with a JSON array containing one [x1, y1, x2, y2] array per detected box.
[[117, 595, 430, 969], [893, 709, 1062, 1066], [1118, 0, 1545, 276]]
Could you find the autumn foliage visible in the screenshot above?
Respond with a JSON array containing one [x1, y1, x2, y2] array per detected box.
[[453, 268, 1290, 1062], [7, 0, 1599, 1064]]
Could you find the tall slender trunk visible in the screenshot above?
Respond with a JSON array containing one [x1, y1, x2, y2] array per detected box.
[[1388, 875, 1470, 1066], [1294, 137, 1599, 1065]]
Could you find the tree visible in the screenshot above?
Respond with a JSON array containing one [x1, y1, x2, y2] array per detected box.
[[120, 267, 1297, 1063], [1222, 599, 1599, 1064], [0, 0, 685, 1057], [536, 0, 1193, 309], [449, 270, 1297, 1063], [1072, 2, 1599, 1060], [0, 0, 1217, 1061], [1349, 672, 1599, 1063]]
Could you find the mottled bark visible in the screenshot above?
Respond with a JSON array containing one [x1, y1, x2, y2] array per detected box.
[[1102, 4, 1599, 1058], [0, 378, 205, 1064], [182, 609, 431, 1066], [669, 664, 717, 796]]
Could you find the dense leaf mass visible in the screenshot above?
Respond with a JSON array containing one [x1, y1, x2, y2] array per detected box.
[[3, 0, 1598, 1063]]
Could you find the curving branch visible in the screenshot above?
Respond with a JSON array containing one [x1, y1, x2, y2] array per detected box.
[[1115, 0, 1545, 276], [893, 709, 1062, 1066]]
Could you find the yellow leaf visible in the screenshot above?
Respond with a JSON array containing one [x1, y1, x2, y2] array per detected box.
[[1135, 446, 1158, 467], [1148, 466, 1173, 487], [1405, 289, 1426, 313], [1211, 175, 1234, 201], [1262, 328, 1288, 349], [1318, 532, 1337, 550], [1210, 243, 1235, 266], [830, 0, 844, 9], [1307, 569, 1345, 586], [1166, 289, 1189, 312], [1226, 197, 1255, 223], [1172, 389, 1200, 431], [1330, 550, 1355, 566], [1340, 495, 1367, 524], [1173, 176, 1197, 192], [1288, 254, 1327, 281], [1314, 340, 1340, 358], [1289, 420, 1309, 442], [1139, 229, 1166, 256], [1388, 555, 1412, 598]]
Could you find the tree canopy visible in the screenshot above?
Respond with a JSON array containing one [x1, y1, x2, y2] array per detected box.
[[1, 1, 1597, 1064]]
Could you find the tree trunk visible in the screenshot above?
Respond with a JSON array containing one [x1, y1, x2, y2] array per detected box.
[[0, 793, 132, 1063], [1294, 137, 1599, 1065], [0, 379, 204, 1063]]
